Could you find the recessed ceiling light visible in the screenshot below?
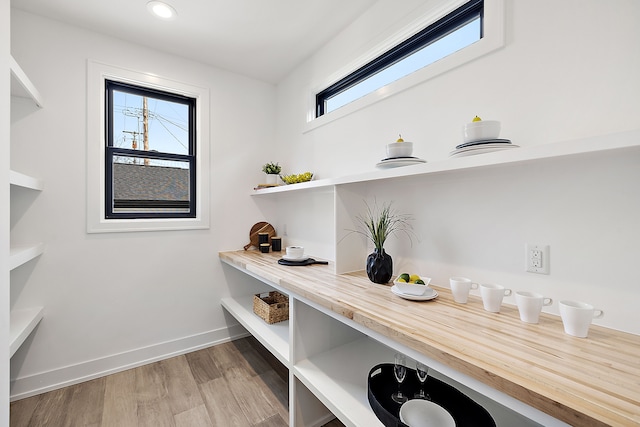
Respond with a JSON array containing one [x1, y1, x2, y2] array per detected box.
[[147, 1, 177, 21]]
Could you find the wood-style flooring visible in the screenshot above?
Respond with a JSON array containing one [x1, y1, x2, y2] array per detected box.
[[10, 337, 345, 427]]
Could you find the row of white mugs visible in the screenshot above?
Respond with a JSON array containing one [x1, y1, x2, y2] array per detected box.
[[449, 277, 604, 338]]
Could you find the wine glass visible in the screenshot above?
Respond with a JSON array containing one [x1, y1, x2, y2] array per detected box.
[[414, 361, 430, 400], [392, 353, 408, 403]]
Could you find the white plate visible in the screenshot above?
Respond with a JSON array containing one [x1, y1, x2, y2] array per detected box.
[[451, 142, 518, 154], [449, 144, 519, 158], [281, 254, 310, 261], [376, 157, 427, 169], [400, 399, 455, 427], [391, 285, 438, 301], [455, 138, 512, 149]]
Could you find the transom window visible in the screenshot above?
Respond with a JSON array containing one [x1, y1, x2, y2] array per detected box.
[[316, 0, 484, 117], [105, 80, 196, 219]]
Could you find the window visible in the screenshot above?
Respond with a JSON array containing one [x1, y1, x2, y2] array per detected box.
[[316, 0, 483, 117], [87, 61, 210, 233], [306, 0, 504, 131], [105, 80, 196, 219]]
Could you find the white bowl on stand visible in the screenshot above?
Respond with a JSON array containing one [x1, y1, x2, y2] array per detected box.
[[386, 141, 413, 158], [462, 121, 501, 143]]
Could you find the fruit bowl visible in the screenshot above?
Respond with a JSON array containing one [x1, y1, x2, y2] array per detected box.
[[280, 172, 313, 185], [393, 274, 432, 296], [462, 120, 500, 143]]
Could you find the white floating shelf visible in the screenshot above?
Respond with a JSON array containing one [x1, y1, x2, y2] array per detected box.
[[221, 295, 290, 366], [294, 337, 394, 427], [10, 55, 44, 107], [9, 170, 44, 191], [10, 307, 44, 357], [252, 129, 640, 196], [9, 243, 45, 271]]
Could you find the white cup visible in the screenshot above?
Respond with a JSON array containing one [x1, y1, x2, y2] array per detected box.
[[515, 291, 553, 324], [480, 283, 512, 313], [285, 246, 304, 258], [559, 300, 604, 338], [449, 277, 479, 304]]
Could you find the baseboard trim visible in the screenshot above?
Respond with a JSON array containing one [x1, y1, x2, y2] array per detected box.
[[10, 324, 249, 401]]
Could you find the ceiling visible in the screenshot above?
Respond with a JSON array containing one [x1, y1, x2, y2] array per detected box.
[[11, 0, 377, 84]]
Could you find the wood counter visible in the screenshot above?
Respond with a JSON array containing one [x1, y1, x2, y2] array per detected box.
[[219, 250, 640, 426]]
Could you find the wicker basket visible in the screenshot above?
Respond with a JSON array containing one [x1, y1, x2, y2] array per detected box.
[[253, 291, 289, 324]]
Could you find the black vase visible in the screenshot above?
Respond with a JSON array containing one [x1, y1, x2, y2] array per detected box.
[[366, 248, 393, 284]]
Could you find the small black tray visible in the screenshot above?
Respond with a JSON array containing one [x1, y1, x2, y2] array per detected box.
[[277, 258, 328, 266], [368, 364, 495, 427]]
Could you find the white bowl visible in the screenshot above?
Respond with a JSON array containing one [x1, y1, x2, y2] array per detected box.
[[286, 246, 304, 258], [462, 120, 501, 143], [386, 141, 413, 158], [393, 276, 432, 296], [400, 399, 455, 427]]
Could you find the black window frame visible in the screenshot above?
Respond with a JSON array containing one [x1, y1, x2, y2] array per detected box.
[[105, 79, 197, 219], [315, 0, 484, 117]]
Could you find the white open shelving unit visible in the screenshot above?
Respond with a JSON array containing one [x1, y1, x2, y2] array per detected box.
[[223, 129, 640, 427], [10, 55, 44, 107], [250, 128, 640, 198], [9, 243, 44, 272], [220, 256, 546, 427], [220, 295, 289, 366], [220, 266, 391, 427], [9, 307, 44, 357], [293, 336, 392, 427], [9, 170, 44, 191], [9, 55, 45, 359]]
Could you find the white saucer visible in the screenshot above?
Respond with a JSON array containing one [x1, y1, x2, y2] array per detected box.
[[376, 157, 426, 169], [400, 399, 455, 427], [449, 144, 519, 158], [391, 285, 438, 301], [282, 254, 309, 261], [455, 138, 512, 149]]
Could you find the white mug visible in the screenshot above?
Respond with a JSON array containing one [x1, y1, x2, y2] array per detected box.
[[515, 291, 553, 324], [559, 300, 604, 338], [449, 277, 479, 304], [480, 283, 512, 313]]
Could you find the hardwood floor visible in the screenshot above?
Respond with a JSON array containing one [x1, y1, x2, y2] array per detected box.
[[10, 337, 345, 427]]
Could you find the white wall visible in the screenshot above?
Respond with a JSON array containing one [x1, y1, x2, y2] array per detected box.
[[274, 0, 640, 333], [10, 10, 276, 398]]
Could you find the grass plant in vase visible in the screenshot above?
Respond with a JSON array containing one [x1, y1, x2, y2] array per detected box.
[[354, 200, 414, 284], [262, 162, 282, 185]]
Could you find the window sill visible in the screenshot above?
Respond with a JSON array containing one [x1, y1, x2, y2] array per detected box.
[[87, 217, 209, 234]]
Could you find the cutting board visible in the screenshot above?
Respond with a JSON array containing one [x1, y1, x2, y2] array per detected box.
[[277, 258, 329, 266], [244, 222, 276, 250]]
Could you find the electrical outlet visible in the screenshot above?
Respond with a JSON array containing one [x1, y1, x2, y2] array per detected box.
[[526, 244, 549, 274]]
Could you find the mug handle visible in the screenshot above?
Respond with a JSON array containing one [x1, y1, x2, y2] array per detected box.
[[470, 282, 479, 290], [543, 298, 553, 306], [504, 289, 512, 297], [593, 309, 604, 319]]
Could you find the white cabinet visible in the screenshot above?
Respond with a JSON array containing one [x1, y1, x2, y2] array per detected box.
[[9, 56, 44, 358]]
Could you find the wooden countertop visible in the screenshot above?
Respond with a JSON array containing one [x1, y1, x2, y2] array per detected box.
[[219, 250, 640, 426]]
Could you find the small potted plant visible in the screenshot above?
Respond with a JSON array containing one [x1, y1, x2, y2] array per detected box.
[[262, 162, 282, 185], [353, 200, 414, 284]]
